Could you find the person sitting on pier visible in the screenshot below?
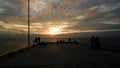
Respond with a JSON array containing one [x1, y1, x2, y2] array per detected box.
[[74, 40, 77, 43]]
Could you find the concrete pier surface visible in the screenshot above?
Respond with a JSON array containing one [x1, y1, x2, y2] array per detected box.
[[0, 43, 120, 68]]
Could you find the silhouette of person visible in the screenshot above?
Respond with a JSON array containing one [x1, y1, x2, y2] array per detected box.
[[60, 40, 62, 43], [91, 36, 95, 48], [68, 38, 71, 42], [37, 37, 41, 45], [74, 40, 77, 43], [94, 36, 101, 49], [35, 37, 37, 42], [62, 40, 64, 43], [56, 40, 59, 44], [33, 37, 37, 46], [74, 40, 79, 44]]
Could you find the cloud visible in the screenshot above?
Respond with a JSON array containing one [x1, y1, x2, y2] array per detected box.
[[0, 0, 120, 35], [73, 0, 81, 6], [0, 20, 4, 24], [100, 21, 120, 25], [59, 0, 70, 7], [0, 20, 28, 33], [0, 8, 5, 13], [0, 0, 28, 22], [43, 6, 53, 14]]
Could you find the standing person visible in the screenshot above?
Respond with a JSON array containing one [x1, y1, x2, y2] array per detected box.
[[91, 35, 95, 48], [68, 38, 71, 42], [33, 37, 38, 46], [37, 37, 41, 45], [94, 36, 101, 49]]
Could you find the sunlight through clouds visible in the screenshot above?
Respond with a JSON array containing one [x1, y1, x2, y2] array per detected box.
[[0, 0, 120, 35]]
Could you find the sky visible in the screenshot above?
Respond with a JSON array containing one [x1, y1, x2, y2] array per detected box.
[[0, 0, 120, 35]]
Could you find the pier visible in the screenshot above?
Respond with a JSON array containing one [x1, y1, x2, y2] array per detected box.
[[0, 42, 120, 68]]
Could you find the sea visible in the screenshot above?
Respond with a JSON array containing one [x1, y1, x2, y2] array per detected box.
[[0, 37, 120, 56]]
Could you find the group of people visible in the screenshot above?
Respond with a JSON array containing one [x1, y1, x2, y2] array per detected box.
[[33, 37, 79, 46], [33, 37, 41, 45], [33, 36, 101, 48], [56, 38, 79, 44], [91, 36, 101, 49]]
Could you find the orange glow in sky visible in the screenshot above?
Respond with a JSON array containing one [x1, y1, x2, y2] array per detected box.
[[48, 27, 61, 35]]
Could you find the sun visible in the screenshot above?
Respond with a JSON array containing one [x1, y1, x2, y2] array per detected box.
[[48, 27, 60, 35]]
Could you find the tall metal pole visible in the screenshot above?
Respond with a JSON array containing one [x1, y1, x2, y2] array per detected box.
[[28, 0, 30, 47]]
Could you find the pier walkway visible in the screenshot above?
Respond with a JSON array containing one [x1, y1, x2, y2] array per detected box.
[[0, 43, 120, 68]]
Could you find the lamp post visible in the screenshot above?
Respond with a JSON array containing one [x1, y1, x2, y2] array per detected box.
[[28, 0, 30, 47]]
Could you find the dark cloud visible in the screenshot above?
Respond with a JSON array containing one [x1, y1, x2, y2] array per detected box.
[[0, 0, 27, 22], [67, 22, 120, 31]]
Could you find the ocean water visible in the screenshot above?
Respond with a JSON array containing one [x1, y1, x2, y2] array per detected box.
[[0, 38, 28, 56], [0, 37, 120, 56]]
